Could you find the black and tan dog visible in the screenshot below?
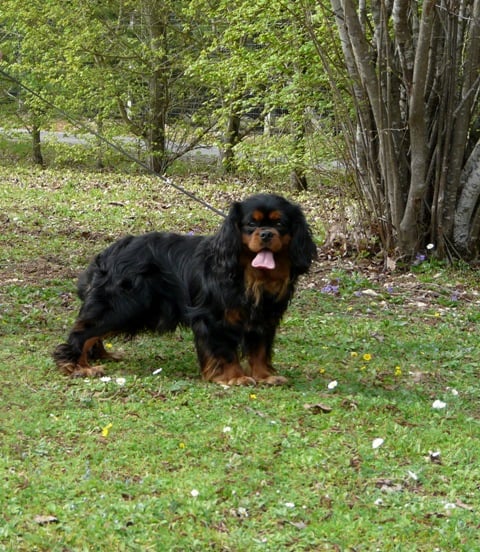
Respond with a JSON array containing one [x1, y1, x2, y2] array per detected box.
[[53, 193, 316, 385]]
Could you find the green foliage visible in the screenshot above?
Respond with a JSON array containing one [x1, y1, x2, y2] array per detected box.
[[186, 0, 341, 174], [1, 167, 480, 550], [0, 0, 347, 179]]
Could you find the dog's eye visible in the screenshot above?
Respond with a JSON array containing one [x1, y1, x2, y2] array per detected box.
[[247, 221, 257, 228]]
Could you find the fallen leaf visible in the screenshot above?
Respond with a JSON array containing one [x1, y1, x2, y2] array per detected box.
[[455, 499, 473, 511], [34, 515, 59, 525], [386, 257, 396, 271], [361, 289, 381, 297], [375, 479, 403, 493], [341, 398, 358, 409], [289, 521, 307, 529], [303, 403, 332, 414], [349, 455, 362, 470]]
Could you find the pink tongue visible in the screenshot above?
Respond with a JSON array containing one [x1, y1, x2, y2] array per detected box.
[[252, 250, 275, 270]]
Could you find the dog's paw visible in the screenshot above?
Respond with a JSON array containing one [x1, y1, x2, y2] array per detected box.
[[224, 375, 257, 386], [71, 365, 106, 378], [256, 374, 288, 386]]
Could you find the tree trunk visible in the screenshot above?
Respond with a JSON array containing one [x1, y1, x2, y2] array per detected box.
[[327, 0, 480, 261], [147, 71, 167, 174], [31, 122, 43, 166], [339, 0, 405, 232], [397, 0, 435, 257], [290, 121, 308, 191], [453, 139, 480, 254], [443, 0, 480, 244], [221, 112, 240, 173], [95, 117, 105, 169], [144, 0, 168, 174]]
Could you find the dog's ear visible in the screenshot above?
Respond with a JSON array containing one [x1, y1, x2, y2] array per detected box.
[[212, 201, 243, 276], [289, 205, 317, 276]]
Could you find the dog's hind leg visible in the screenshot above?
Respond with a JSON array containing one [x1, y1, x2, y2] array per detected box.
[[53, 334, 107, 378], [89, 339, 124, 362], [53, 315, 120, 377]]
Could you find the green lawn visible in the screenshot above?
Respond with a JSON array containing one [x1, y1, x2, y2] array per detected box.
[[1, 166, 479, 551]]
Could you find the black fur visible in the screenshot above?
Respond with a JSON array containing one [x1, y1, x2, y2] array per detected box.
[[53, 193, 316, 385]]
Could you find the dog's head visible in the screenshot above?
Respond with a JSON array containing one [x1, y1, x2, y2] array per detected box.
[[214, 194, 317, 280]]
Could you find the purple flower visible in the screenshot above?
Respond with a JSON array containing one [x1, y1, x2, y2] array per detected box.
[[321, 284, 339, 295]]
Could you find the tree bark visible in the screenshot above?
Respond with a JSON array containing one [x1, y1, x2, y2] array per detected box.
[[328, 0, 480, 261], [31, 122, 43, 166], [443, 0, 480, 240], [338, 0, 404, 240], [145, 1, 168, 174], [453, 139, 480, 253], [397, 0, 436, 256], [221, 112, 240, 173]]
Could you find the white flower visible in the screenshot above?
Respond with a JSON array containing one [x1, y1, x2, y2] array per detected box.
[[444, 502, 456, 510], [327, 380, 338, 390], [426, 243, 435, 250], [374, 498, 383, 506], [100, 376, 111, 382], [284, 502, 295, 508], [432, 400, 446, 409], [450, 388, 459, 396], [115, 377, 126, 386], [222, 426, 232, 433], [191, 489, 199, 497], [372, 438, 385, 449], [152, 368, 163, 375]]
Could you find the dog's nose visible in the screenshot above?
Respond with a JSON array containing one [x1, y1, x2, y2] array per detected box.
[[259, 229, 274, 242]]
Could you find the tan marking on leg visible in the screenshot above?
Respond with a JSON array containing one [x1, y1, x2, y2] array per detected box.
[[202, 356, 256, 386], [92, 340, 124, 361], [249, 346, 288, 385], [67, 337, 106, 378]]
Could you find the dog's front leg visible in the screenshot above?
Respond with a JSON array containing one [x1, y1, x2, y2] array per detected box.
[[192, 320, 255, 386], [244, 328, 288, 385]]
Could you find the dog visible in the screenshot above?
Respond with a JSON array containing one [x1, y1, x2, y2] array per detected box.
[[53, 193, 316, 385]]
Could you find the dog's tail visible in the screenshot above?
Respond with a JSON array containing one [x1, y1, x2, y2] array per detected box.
[[52, 343, 78, 375]]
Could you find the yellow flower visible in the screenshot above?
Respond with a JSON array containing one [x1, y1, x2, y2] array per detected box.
[[101, 422, 113, 437], [350, 352, 358, 358], [319, 368, 325, 374], [363, 353, 372, 361], [105, 342, 113, 349], [394, 366, 402, 377], [179, 442, 186, 449], [249, 393, 257, 400]]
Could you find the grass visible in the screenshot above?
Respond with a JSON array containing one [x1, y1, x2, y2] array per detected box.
[[1, 165, 480, 551]]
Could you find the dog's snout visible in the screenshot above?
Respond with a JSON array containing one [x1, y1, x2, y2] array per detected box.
[[259, 229, 274, 242]]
